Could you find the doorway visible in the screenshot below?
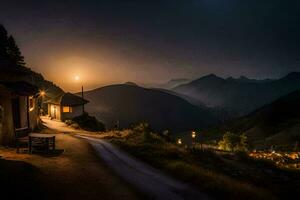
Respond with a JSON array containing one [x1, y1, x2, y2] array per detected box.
[[11, 98, 21, 128]]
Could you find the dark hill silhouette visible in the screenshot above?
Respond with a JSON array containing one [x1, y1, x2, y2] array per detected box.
[[0, 24, 64, 100], [0, 64, 64, 100], [173, 72, 300, 116], [82, 84, 218, 132], [208, 90, 300, 150]]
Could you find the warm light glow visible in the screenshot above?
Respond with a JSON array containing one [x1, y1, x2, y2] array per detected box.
[[63, 106, 73, 113], [75, 75, 80, 81], [40, 90, 46, 97], [29, 96, 35, 111], [191, 131, 196, 138], [177, 138, 182, 145]]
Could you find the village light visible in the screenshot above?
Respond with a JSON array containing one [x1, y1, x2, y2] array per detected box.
[[191, 131, 196, 138], [177, 138, 182, 145]]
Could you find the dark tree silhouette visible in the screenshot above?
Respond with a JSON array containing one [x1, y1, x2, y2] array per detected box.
[[0, 24, 25, 66], [0, 24, 9, 64], [7, 36, 25, 66]]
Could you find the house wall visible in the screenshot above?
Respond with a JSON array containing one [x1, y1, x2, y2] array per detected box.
[[61, 105, 83, 121], [28, 97, 39, 131], [0, 86, 39, 146], [48, 104, 61, 120], [0, 86, 14, 145]]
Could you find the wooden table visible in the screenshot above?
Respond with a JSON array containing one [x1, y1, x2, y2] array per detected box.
[[29, 133, 56, 154]]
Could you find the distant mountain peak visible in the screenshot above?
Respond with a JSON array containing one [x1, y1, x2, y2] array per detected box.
[[124, 82, 138, 86], [205, 73, 218, 78], [193, 74, 224, 83]]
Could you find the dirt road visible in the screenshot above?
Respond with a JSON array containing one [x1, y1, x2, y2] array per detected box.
[[0, 119, 141, 200], [42, 118, 209, 200]]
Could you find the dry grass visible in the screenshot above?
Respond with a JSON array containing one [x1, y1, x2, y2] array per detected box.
[[104, 128, 300, 200]]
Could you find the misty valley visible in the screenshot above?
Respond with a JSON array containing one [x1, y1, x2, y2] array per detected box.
[[1, 1, 300, 199]]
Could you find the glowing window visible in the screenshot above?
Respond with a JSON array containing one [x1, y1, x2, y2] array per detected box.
[[29, 97, 34, 111], [63, 106, 72, 113]]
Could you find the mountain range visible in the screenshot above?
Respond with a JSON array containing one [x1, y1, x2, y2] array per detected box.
[[173, 72, 300, 116], [82, 84, 218, 132], [159, 78, 190, 89], [206, 90, 300, 150]]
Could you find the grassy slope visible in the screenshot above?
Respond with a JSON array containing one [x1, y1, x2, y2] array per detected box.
[[202, 90, 300, 150], [104, 129, 300, 200]]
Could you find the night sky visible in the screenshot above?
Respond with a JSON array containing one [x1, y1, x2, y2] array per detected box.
[[1, 0, 300, 91]]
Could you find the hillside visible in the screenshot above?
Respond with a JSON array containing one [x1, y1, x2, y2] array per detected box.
[[0, 64, 64, 101], [0, 24, 64, 100], [173, 72, 300, 116], [206, 90, 300, 150], [82, 84, 218, 132]]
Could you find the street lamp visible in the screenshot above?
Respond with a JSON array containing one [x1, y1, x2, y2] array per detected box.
[[74, 75, 85, 114], [191, 131, 196, 139], [191, 131, 196, 146]]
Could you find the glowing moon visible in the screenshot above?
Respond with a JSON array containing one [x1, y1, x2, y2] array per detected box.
[[74, 75, 80, 81]]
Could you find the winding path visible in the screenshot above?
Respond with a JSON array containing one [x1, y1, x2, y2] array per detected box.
[[42, 117, 209, 200]]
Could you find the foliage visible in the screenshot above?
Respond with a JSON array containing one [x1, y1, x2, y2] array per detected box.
[[218, 132, 248, 152], [104, 126, 300, 200], [132, 122, 152, 141], [0, 24, 25, 66], [0, 24, 64, 104], [71, 113, 106, 132]]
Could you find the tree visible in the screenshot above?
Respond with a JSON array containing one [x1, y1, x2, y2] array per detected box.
[[7, 36, 25, 66], [0, 24, 26, 66], [218, 132, 248, 152], [0, 24, 9, 63]]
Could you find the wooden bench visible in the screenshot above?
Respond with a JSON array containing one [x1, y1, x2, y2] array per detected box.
[[29, 133, 56, 154], [15, 127, 32, 153]]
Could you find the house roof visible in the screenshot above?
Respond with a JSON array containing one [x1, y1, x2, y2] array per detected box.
[[47, 92, 89, 106], [61, 93, 89, 106], [0, 81, 38, 96]]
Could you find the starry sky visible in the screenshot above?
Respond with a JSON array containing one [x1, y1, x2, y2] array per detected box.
[[1, 0, 300, 91]]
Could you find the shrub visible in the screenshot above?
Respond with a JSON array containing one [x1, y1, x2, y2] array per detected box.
[[70, 122, 80, 129], [132, 122, 152, 140], [72, 113, 105, 132], [218, 132, 248, 152], [65, 119, 73, 125]]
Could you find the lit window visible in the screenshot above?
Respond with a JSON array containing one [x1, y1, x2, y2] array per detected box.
[[63, 106, 72, 113], [29, 97, 34, 111]]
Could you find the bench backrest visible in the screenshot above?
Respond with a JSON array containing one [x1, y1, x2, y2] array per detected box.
[[15, 127, 32, 138]]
